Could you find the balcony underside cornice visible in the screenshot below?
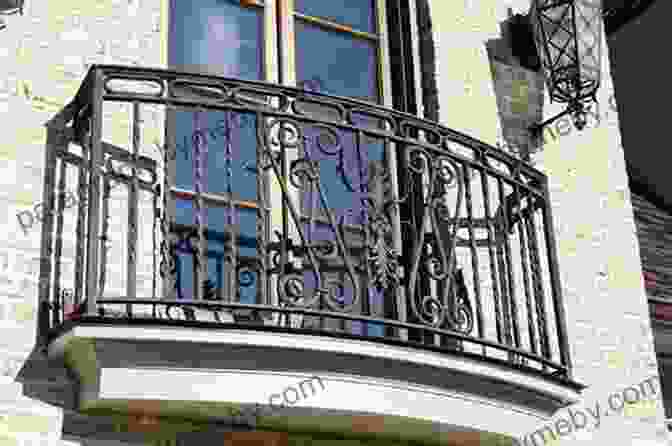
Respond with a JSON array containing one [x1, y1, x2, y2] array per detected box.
[[46, 323, 581, 445]]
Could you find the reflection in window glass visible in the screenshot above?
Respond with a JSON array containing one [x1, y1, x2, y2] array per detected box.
[[295, 0, 376, 33], [295, 21, 379, 103], [169, 0, 262, 303], [169, 0, 263, 80]]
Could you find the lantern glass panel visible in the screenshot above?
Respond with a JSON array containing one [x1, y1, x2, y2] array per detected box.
[[575, 0, 602, 86], [531, 0, 602, 104]]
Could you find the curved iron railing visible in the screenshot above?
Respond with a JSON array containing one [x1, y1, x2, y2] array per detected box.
[[38, 65, 573, 384]]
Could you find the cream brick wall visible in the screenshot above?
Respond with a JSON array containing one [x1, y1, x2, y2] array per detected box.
[[426, 0, 667, 445], [0, 1, 167, 445], [0, 0, 666, 445]]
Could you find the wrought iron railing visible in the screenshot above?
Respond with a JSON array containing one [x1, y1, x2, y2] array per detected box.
[[38, 65, 573, 383]]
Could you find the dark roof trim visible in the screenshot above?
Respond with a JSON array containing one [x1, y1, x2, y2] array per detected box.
[[415, 0, 439, 122], [628, 173, 672, 216], [604, 0, 658, 35]]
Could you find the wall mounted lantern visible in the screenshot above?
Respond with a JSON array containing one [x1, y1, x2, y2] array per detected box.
[[528, 0, 603, 136], [0, 0, 24, 31]]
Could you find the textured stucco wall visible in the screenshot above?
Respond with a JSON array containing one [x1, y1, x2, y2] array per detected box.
[[425, 0, 667, 445]]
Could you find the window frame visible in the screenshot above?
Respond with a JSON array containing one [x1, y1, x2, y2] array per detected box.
[[164, 0, 396, 303], [279, 0, 393, 106]]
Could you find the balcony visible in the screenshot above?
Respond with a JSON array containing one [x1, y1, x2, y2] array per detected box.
[[33, 65, 582, 442]]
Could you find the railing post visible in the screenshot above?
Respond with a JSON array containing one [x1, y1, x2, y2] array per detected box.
[[541, 176, 572, 379], [126, 101, 141, 313], [37, 126, 63, 344], [39, 103, 78, 345], [387, 137, 406, 341], [85, 67, 104, 317]]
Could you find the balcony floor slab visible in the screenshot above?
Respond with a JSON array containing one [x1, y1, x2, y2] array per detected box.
[[44, 322, 583, 445]]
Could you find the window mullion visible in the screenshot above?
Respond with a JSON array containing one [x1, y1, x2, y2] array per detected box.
[[377, 0, 393, 108], [278, 0, 297, 87], [265, 0, 280, 84], [407, 0, 424, 117]]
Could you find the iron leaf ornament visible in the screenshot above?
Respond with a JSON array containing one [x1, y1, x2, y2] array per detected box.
[[364, 161, 400, 292]]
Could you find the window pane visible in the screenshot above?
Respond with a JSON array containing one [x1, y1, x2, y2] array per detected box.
[[174, 110, 257, 198], [296, 21, 379, 102], [295, 0, 376, 34], [169, 0, 263, 80], [206, 206, 259, 305], [169, 0, 263, 304]]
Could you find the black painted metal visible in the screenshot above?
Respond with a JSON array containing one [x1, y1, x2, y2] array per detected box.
[[39, 65, 574, 383], [529, 0, 603, 132], [604, 0, 657, 35], [0, 0, 22, 15]]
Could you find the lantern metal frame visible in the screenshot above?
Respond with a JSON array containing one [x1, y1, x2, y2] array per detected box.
[[0, 0, 23, 15], [527, 0, 603, 137], [0, 0, 23, 31]]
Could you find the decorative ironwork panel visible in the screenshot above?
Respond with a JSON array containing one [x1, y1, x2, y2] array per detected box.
[[38, 65, 572, 382]]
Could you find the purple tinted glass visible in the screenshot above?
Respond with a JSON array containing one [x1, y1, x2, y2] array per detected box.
[[295, 20, 379, 103]]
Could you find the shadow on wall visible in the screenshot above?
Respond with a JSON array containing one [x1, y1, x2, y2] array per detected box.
[[486, 10, 546, 162]]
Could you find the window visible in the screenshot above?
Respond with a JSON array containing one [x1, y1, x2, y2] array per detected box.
[[167, 0, 393, 332]]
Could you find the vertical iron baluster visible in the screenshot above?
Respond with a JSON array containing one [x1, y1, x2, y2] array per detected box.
[[224, 110, 238, 304], [127, 102, 141, 315], [540, 180, 571, 376], [39, 122, 65, 338], [256, 111, 269, 309], [513, 183, 537, 357], [406, 147, 425, 344], [494, 200, 512, 347], [193, 110, 206, 301], [386, 135, 405, 342], [479, 162, 504, 345], [152, 185, 158, 301], [357, 129, 370, 332], [424, 144, 439, 347], [85, 68, 104, 317], [524, 204, 550, 365], [51, 158, 67, 327], [161, 107, 177, 301], [461, 163, 484, 355], [498, 178, 520, 351], [74, 147, 88, 310], [280, 123, 289, 327], [98, 171, 111, 305], [302, 130, 318, 330]]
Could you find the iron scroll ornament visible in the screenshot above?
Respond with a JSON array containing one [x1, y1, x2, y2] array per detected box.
[[404, 147, 474, 334], [259, 118, 362, 312]]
